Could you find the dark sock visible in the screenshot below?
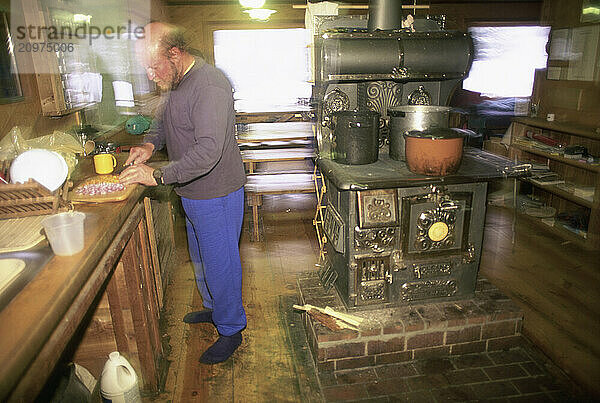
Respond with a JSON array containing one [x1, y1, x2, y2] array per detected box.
[[199, 332, 242, 364], [183, 309, 213, 324]]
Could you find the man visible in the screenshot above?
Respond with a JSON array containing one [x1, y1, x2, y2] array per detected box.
[[119, 22, 247, 364]]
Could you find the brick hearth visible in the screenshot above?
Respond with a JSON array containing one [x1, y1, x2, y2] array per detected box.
[[297, 271, 524, 374]]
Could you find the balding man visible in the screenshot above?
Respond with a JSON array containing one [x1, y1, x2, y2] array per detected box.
[[120, 22, 246, 364]]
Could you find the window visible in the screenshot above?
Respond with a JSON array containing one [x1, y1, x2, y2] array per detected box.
[[213, 28, 311, 112], [463, 26, 551, 98]]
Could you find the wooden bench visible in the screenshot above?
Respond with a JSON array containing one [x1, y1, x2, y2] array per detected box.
[[241, 148, 316, 173], [245, 172, 317, 241]]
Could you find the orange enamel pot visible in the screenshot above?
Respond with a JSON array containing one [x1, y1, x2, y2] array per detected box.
[[403, 128, 465, 176]]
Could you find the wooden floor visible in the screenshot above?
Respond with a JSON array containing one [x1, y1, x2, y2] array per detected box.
[[149, 190, 600, 402]]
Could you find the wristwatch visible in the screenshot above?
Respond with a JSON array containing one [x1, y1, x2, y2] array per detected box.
[[152, 168, 164, 185]]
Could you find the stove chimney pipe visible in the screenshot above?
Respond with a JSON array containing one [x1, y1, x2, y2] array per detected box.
[[367, 0, 404, 31]]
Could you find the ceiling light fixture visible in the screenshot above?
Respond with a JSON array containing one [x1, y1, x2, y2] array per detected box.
[[239, 0, 265, 8], [244, 8, 276, 20]]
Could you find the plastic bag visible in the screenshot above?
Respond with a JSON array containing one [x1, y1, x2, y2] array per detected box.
[[0, 126, 82, 175]]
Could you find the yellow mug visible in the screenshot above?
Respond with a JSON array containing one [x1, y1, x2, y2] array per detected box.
[[93, 153, 117, 174]]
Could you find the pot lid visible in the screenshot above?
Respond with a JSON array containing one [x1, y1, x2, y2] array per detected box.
[[404, 127, 466, 139]]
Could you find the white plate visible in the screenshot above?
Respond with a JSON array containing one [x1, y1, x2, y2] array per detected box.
[[10, 149, 68, 192]]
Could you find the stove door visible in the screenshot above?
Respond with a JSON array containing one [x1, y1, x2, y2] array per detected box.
[[400, 186, 472, 256]]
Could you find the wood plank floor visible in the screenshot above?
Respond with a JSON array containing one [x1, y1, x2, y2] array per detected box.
[[149, 192, 599, 402]]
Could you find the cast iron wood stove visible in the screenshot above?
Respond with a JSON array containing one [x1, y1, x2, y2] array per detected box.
[[312, 0, 529, 310]]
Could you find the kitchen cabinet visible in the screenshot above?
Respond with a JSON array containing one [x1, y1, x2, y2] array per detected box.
[[69, 198, 164, 393], [0, 191, 173, 401], [509, 117, 600, 249]]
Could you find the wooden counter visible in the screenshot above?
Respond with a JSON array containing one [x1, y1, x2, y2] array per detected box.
[[0, 151, 172, 400]]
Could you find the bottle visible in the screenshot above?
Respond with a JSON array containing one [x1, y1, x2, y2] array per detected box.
[[100, 352, 141, 403]]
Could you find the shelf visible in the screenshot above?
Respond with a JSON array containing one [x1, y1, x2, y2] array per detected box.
[[513, 117, 600, 141], [512, 144, 600, 173], [516, 211, 589, 247], [523, 179, 595, 209]]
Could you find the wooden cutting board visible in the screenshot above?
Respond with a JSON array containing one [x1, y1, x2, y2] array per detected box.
[[69, 175, 137, 203], [0, 216, 46, 253]]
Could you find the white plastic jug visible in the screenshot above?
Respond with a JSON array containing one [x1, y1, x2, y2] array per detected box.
[[100, 352, 141, 403]]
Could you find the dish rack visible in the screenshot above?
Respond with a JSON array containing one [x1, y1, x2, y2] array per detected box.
[[0, 179, 71, 219]]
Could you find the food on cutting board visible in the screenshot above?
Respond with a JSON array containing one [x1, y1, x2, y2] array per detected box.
[[74, 175, 125, 196]]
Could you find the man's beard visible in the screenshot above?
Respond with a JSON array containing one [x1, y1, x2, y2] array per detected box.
[[168, 60, 183, 90]]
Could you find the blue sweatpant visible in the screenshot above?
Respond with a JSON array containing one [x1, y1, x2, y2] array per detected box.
[[181, 186, 246, 336]]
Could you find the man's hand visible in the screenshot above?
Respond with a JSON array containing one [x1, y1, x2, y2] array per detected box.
[[125, 143, 155, 166], [119, 163, 158, 186]]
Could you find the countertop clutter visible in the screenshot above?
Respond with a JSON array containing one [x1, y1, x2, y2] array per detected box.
[[0, 128, 172, 401]]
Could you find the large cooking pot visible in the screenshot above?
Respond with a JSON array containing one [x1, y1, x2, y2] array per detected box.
[[331, 110, 380, 165], [404, 128, 465, 176], [388, 105, 451, 161]]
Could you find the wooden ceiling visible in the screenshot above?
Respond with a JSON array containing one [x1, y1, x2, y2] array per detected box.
[[165, 0, 543, 4]]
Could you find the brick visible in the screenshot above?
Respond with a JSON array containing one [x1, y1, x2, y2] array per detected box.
[[512, 377, 548, 394], [444, 368, 489, 385], [374, 350, 413, 365], [322, 383, 369, 401], [471, 380, 519, 399], [417, 305, 446, 329], [318, 372, 337, 387], [402, 309, 425, 332], [508, 392, 552, 402], [325, 341, 365, 359], [451, 352, 494, 369], [316, 327, 359, 343], [521, 361, 544, 376], [488, 349, 530, 364], [367, 336, 404, 355], [335, 355, 375, 371], [413, 346, 450, 360], [360, 327, 382, 337], [484, 363, 528, 380], [382, 322, 404, 334], [446, 325, 482, 344], [413, 358, 454, 375], [440, 303, 467, 327], [335, 368, 378, 385], [407, 331, 444, 349], [482, 320, 518, 339], [431, 385, 478, 402], [364, 378, 409, 397], [487, 335, 526, 352], [405, 374, 449, 391], [450, 341, 487, 355], [389, 390, 436, 402], [317, 360, 334, 373], [375, 363, 418, 379]]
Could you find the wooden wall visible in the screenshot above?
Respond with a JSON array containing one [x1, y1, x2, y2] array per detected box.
[[165, 1, 542, 64], [534, 0, 600, 127]]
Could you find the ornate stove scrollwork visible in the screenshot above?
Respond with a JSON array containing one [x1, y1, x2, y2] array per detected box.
[[355, 227, 396, 253], [407, 85, 431, 105], [357, 189, 397, 228], [356, 256, 390, 303], [324, 87, 350, 115], [414, 201, 458, 251], [401, 280, 457, 301], [365, 81, 402, 147]]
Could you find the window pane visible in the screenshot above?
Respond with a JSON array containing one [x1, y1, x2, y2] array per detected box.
[[463, 26, 551, 97], [213, 28, 311, 112]]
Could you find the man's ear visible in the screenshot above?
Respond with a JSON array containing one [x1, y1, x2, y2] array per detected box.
[[168, 46, 182, 60]]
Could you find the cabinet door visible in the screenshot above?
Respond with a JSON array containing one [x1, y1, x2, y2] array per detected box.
[[71, 204, 164, 393]]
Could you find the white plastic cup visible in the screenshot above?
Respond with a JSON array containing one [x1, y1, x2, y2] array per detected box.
[[41, 212, 86, 256]]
